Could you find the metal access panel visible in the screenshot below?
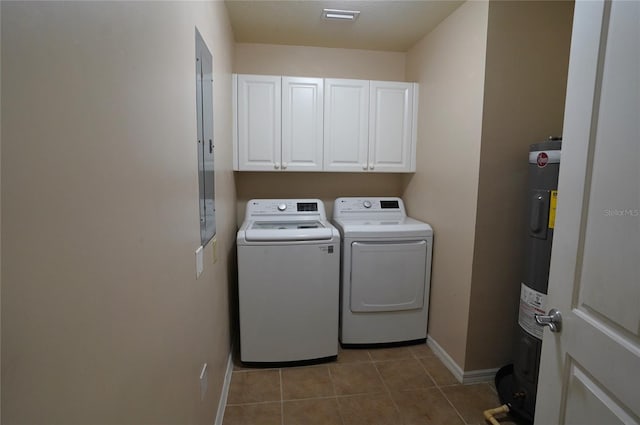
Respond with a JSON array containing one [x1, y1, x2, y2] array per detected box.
[[196, 29, 215, 246]]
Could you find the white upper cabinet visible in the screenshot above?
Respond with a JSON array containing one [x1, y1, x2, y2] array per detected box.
[[236, 74, 282, 171], [282, 77, 324, 171], [324, 79, 417, 172], [324, 79, 370, 172], [234, 74, 417, 172], [369, 81, 416, 172], [235, 74, 323, 171]]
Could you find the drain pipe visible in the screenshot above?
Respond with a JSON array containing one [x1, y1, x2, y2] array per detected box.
[[483, 404, 510, 425]]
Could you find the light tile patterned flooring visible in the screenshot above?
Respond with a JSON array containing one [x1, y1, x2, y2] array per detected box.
[[223, 344, 518, 425]]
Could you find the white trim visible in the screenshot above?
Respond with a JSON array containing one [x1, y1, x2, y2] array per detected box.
[[427, 335, 498, 384], [426, 336, 464, 383], [214, 351, 234, 425], [232, 73, 238, 171], [410, 83, 419, 172], [462, 367, 499, 384], [528, 150, 561, 165]]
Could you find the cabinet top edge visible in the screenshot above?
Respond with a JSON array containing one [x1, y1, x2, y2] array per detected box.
[[233, 73, 417, 85]]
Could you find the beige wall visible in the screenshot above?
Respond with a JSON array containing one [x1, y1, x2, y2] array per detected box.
[[236, 172, 404, 224], [465, 0, 573, 371], [403, 1, 489, 368], [0, 3, 2, 419], [1, 2, 235, 423], [233, 43, 408, 224], [235, 43, 406, 81], [403, 0, 572, 373]]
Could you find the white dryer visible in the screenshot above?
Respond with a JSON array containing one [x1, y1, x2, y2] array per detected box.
[[332, 197, 433, 345], [237, 199, 340, 364]]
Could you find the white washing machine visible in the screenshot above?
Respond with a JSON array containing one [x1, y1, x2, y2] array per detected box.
[[237, 199, 340, 364], [332, 197, 433, 345]]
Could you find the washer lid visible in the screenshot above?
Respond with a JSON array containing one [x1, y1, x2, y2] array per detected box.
[[333, 217, 433, 238], [244, 220, 335, 241]]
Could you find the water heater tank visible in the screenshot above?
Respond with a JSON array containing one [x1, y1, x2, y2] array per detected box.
[[497, 137, 561, 424]]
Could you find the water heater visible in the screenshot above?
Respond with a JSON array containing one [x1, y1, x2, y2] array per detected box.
[[497, 137, 561, 423]]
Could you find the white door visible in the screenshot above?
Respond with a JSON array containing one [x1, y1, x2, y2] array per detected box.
[[282, 77, 324, 171], [369, 81, 416, 172], [236, 74, 282, 171], [323, 78, 370, 172], [535, 1, 640, 424]]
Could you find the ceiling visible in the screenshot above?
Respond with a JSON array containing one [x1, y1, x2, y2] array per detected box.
[[224, 0, 465, 52]]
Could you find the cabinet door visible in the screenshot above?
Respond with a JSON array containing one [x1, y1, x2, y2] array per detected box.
[[282, 77, 324, 171], [369, 81, 415, 172], [324, 79, 369, 172], [237, 75, 282, 171]]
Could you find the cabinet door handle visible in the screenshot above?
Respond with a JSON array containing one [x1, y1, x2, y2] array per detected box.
[[282, 162, 288, 170], [274, 162, 280, 169], [369, 164, 374, 170], [362, 163, 368, 170]]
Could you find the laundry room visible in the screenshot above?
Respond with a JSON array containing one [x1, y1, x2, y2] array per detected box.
[[0, 1, 589, 424], [228, 0, 573, 415], [231, 0, 572, 381]]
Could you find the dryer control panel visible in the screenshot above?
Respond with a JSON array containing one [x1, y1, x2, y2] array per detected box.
[[333, 197, 406, 217]]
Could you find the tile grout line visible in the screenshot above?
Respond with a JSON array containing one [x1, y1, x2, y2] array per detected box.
[[408, 347, 441, 391], [414, 350, 439, 389], [326, 362, 346, 425], [227, 400, 286, 407], [365, 349, 373, 362], [372, 354, 402, 421], [232, 367, 280, 373], [279, 368, 284, 425], [414, 347, 470, 424], [437, 385, 469, 425]]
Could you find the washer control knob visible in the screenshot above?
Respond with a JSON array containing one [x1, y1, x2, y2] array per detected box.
[[277, 203, 287, 211], [363, 200, 372, 209]]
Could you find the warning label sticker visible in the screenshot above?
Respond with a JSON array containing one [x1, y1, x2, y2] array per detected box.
[[518, 283, 547, 340], [548, 190, 558, 229]]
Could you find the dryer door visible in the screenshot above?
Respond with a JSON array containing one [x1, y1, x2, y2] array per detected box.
[[350, 240, 427, 312]]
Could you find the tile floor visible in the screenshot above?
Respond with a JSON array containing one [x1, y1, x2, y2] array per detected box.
[[223, 344, 518, 425]]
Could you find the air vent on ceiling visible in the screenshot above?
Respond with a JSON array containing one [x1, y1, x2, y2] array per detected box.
[[322, 8, 360, 21]]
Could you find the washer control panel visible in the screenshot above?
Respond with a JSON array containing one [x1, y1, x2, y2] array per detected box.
[[246, 199, 325, 218]]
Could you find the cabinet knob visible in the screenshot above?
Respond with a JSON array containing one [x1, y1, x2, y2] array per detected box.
[[282, 162, 288, 170], [362, 163, 368, 170], [274, 162, 280, 169], [369, 164, 374, 170]]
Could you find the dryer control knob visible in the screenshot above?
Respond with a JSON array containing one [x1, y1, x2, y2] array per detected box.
[[363, 200, 372, 209], [277, 203, 287, 211]]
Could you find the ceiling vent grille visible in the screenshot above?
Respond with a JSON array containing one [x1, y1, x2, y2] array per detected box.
[[322, 8, 360, 21]]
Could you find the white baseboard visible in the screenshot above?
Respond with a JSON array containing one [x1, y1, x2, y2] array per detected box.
[[214, 351, 234, 425], [426, 336, 465, 383], [463, 367, 499, 384], [426, 335, 498, 385]]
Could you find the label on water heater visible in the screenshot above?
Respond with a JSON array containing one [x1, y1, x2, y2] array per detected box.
[[537, 152, 549, 167], [548, 190, 558, 229], [518, 283, 547, 340]]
